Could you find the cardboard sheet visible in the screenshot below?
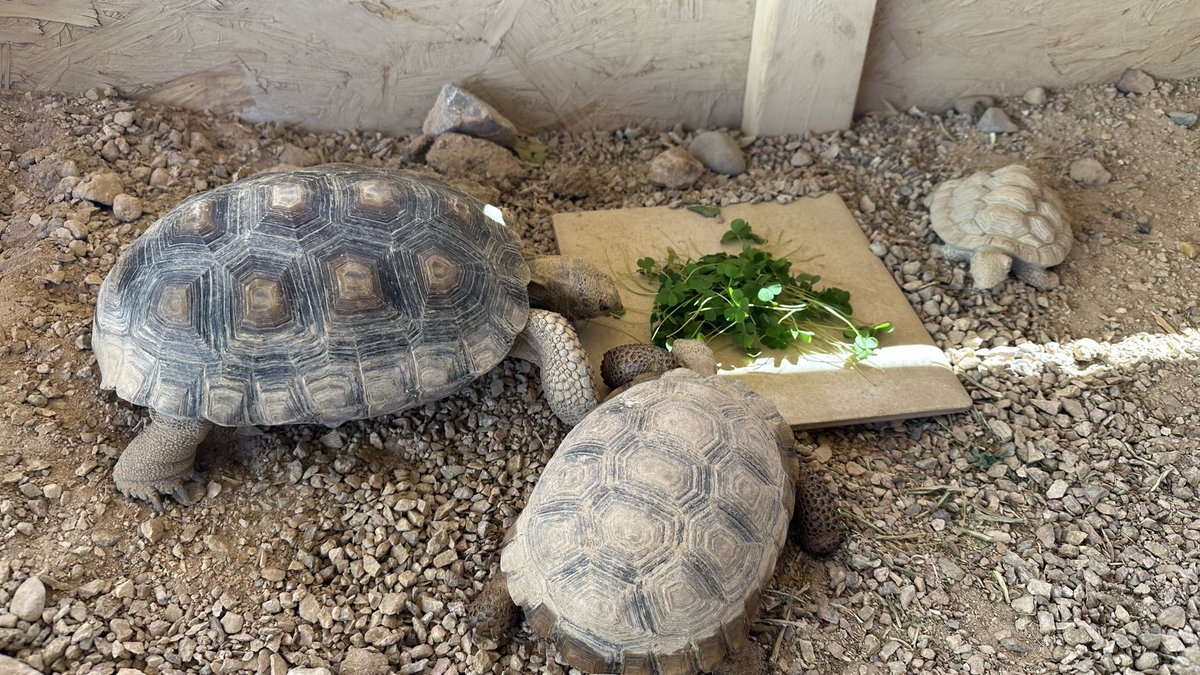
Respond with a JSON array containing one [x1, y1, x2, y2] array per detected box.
[[551, 194, 973, 429]]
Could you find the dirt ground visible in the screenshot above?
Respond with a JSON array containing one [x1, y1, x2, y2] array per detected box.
[[0, 73, 1198, 675]]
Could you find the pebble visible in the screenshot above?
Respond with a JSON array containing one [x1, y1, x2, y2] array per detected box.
[[425, 133, 525, 183], [1117, 67, 1155, 94], [1069, 158, 1111, 185], [1167, 111, 1197, 128], [976, 108, 1018, 133], [1047, 479, 1069, 499], [1022, 87, 1048, 106], [789, 150, 813, 167], [9, 576, 46, 622], [71, 171, 123, 205], [112, 193, 143, 222], [1012, 596, 1036, 615], [277, 143, 320, 167], [422, 82, 520, 147], [1158, 605, 1187, 629], [648, 147, 705, 189], [341, 648, 389, 675], [688, 130, 746, 176], [0, 656, 41, 675]]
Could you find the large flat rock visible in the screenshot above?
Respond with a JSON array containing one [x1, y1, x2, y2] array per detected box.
[[551, 194, 972, 429]]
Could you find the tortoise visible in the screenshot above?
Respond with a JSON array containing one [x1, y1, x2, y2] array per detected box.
[[928, 164, 1072, 290], [92, 163, 622, 511], [469, 340, 845, 675]]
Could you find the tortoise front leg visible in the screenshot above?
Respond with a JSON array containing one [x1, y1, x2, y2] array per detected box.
[[469, 574, 521, 643], [509, 309, 598, 426], [112, 408, 209, 513]]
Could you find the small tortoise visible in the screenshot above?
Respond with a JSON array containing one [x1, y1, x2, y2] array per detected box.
[[470, 341, 845, 675], [928, 164, 1072, 290], [92, 164, 621, 511]]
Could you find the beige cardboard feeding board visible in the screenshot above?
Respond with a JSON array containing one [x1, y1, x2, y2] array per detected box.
[[551, 195, 972, 430]]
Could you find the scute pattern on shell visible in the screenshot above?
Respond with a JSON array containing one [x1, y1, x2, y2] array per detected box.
[[928, 164, 1072, 266], [501, 369, 795, 675], [92, 164, 531, 426]]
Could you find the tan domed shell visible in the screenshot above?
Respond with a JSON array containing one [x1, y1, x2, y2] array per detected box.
[[929, 164, 1072, 267], [92, 164, 531, 427], [499, 369, 796, 675]]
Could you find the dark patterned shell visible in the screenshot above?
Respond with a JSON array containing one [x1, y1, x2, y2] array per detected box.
[[500, 369, 796, 675], [92, 164, 531, 426]]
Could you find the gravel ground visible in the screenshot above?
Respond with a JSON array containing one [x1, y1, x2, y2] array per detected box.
[[0, 73, 1198, 675]]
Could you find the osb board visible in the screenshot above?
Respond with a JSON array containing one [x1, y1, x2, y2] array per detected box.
[[857, 0, 1200, 114], [551, 195, 972, 430], [4, 0, 755, 134]]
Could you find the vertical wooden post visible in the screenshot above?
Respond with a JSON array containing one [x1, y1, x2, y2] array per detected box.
[[741, 0, 877, 136]]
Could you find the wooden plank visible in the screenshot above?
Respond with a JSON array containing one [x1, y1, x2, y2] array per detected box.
[[741, 0, 876, 136], [552, 196, 973, 430], [0, 0, 100, 27]]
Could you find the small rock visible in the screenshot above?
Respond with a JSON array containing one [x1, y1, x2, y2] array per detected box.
[[1022, 87, 1048, 106], [1181, 241, 1198, 259], [648, 147, 704, 189], [425, 133, 525, 184], [0, 655, 41, 675], [113, 111, 135, 127], [112, 194, 143, 222], [1069, 158, 1111, 185], [938, 558, 965, 582], [299, 594, 320, 623], [72, 171, 124, 206], [287, 670, 332, 675], [1167, 111, 1197, 128], [976, 107, 1018, 133], [140, 517, 166, 542], [1116, 68, 1155, 95], [341, 647, 389, 675], [1158, 605, 1187, 629], [9, 576, 46, 622], [277, 143, 319, 167], [1134, 652, 1160, 670], [1011, 595, 1036, 615], [688, 130, 746, 176], [953, 96, 995, 116], [422, 83, 519, 147], [1047, 480, 1069, 499], [1027, 579, 1052, 598], [149, 167, 171, 187], [789, 150, 813, 167], [221, 611, 244, 634]]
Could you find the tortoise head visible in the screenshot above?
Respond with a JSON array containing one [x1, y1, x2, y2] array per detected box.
[[600, 339, 717, 395], [526, 255, 622, 321]]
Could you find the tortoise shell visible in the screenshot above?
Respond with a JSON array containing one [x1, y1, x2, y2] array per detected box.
[[929, 164, 1072, 267], [92, 164, 531, 426], [500, 369, 796, 674]]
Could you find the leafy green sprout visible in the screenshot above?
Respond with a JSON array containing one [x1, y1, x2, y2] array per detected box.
[[634, 219, 893, 364]]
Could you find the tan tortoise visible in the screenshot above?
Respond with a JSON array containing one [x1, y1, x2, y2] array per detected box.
[[928, 164, 1073, 290], [470, 340, 846, 675], [92, 163, 621, 511]]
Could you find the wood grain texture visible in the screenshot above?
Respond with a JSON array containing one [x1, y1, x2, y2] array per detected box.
[[858, 0, 1200, 113], [742, 0, 877, 136], [0, 0, 99, 27], [12, 0, 755, 134]]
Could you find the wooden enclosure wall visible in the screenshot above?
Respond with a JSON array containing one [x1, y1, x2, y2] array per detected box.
[[1, 0, 757, 135], [4, 1, 1200, 136], [858, 0, 1200, 114]]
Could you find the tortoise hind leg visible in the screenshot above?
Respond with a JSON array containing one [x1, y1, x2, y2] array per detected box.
[[713, 640, 768, 675], [1011, 259, 1060, 290], [509, 308, 599, 426], [113, 408, 210, 513]]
